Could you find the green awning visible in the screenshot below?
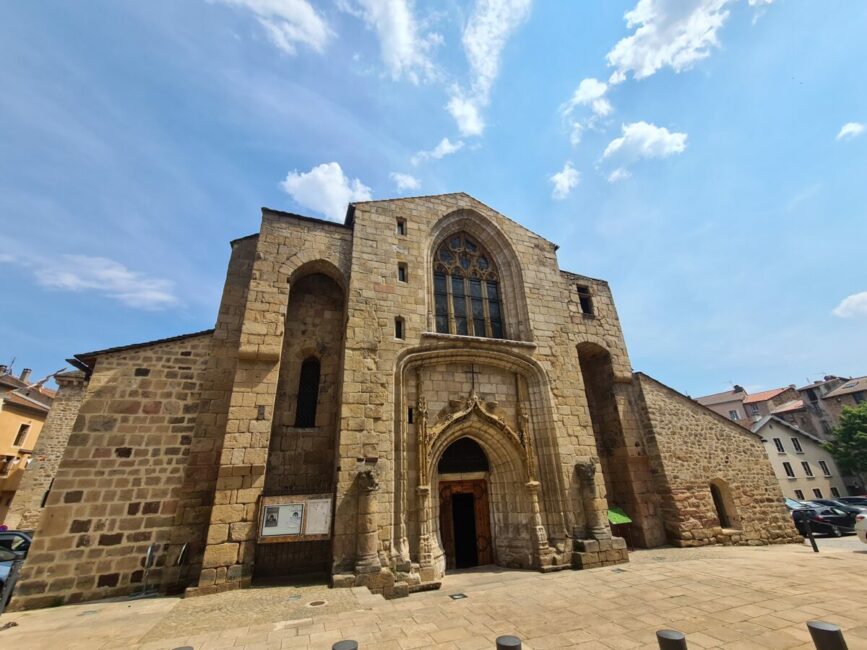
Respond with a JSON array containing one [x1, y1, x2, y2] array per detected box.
[[608, 507, 632, 525]]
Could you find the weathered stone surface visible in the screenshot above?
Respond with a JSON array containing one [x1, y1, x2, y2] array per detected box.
[[10, 193, 798, 611]]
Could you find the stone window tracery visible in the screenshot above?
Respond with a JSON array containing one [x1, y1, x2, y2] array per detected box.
[[433, 233, 504, 338]]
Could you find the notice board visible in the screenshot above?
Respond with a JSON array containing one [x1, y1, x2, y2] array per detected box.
[[258, 494, 333, 543]]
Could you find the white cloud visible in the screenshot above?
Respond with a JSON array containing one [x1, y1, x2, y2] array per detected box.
[[390, 172, 421, 192], [0, 253, 16, 264], [342, 0, 438, 83], [563, 78, 612, 117], [446, 95, 485, 137], [603, 121, 687, 165], [35, 255, 177, 310], [280, 162, 372, 221], [569, 122, 584, 147], [447, 0, 533, 136], [608, 168, 632, 183], [606, 0, 733, 82], [411, 137, 464, 165], [550, 161, 580, 200], [832, 292, 867, 318], [836, 122, 865, 141], [220, 0, 334, 55]]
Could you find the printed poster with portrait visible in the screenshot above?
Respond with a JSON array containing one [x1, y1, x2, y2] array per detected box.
[[258, 494, 333, 542]]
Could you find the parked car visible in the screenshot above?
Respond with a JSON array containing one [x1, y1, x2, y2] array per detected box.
[[808, 498, 867, 515], [0, 546, 17, 589], [784, 497, 809, 510], [837, 496, 867, 507], [0, 531, 32, 559], [791, 506, 855, 537], [856, 513, 866, 544]]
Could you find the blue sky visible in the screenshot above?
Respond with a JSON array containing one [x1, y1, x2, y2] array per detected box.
[[1, 0, 866, 396]]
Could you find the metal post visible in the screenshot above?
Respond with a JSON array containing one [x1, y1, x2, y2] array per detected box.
[[806, 621, 848, 650], [806, 520, 819, 553], [657, 629, 688, 649], [496, 636, 522, 649], [332, 641, 358, 650]]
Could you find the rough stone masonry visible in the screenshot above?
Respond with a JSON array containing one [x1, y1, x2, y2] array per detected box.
[[7, 193, 800, 610]]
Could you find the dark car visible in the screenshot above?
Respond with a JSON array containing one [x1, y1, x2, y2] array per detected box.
[[808, 498, 867, 515], [792, 507, 855, 537], [837, 496, 867, 507]]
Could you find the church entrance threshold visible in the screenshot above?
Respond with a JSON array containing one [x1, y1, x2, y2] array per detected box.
[[439, 480, 493, 569]]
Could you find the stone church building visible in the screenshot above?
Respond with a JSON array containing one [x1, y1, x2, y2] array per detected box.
[[9, 193, 799, 610]]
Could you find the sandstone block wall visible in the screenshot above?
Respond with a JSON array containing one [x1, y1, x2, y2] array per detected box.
[[5, 371, 87, 531], [634, 373, 801, 547], [9, 333, 213, 610]]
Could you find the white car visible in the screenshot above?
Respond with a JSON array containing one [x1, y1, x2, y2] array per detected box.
[[856, 513, 867, 544]]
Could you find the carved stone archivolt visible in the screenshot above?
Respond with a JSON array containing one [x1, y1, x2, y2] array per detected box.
[[420, 389, 537, 483]]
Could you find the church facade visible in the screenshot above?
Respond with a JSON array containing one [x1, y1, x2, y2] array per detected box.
[[9, 193, 799, 610]]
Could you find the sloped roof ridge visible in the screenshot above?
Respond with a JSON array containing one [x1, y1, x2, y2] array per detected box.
[[74, 329, 215, 364], [634, 371, 763, 439]]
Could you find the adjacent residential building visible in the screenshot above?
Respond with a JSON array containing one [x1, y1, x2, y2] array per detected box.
[[698, 377, 865, 442], [821, 376, 867, 424], [0, 367, 54, 523], [752, 416, 850, 500]]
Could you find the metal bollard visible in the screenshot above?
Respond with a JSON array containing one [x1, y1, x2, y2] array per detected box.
[[656, 629, 688, 650], [332, 641, 359, 650], [806, 520, 819, 552], [496, 635, 522, 649], [806, 621, 848, 650]]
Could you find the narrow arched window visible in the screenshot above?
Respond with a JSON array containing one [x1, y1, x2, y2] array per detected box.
[[434, 233, 503, 338], [295, 357, 320, 427]]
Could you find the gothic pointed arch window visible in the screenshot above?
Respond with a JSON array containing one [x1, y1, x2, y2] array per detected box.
[[434, 232, 504, 338]]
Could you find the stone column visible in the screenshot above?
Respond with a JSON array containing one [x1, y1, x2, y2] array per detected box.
[[575, 458, 609, 540], [354, 462, 381, 574], [525, 480, 554, 567]]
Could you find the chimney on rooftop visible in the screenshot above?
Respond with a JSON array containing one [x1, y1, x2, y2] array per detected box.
[[733, 385, 744, 393], [788, 384, 796, 389], [20, 368, 31, 383], [0, 364, 7, 375]]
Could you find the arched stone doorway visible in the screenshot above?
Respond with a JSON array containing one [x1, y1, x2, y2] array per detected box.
[[437, 437, 493, 569]]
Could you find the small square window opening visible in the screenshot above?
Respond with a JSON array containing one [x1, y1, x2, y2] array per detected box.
[[830, 486, 840, 497], [407, 407, 414, 424], [794, 489, 805, 500], [394, 317, 405, 340], [396, 218, 407, 236], [812, 488, 823, 498], [398, 263, 408, 283]]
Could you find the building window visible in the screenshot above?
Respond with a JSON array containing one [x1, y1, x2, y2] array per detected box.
[[821, 421, 832, 435], [394, 316, 405, 340], [397, 263, 408, 283], [773, 438, 784, 453], [749, 404, 760, 416], [818, 460, 831, 477], [294, 357, 320, 428], [794, 489, 805, 500], [433, 232, 503, 339], [0, 456, 13, 476], [791, 438, 803, 453], [782, 462, 795, 478], [812, 488, 823, 499], [801, 461, 813, 477], [576, 285, 594, 315], [854, 391, 865, 404], [396, 218, 406, 236], [13, 423, 31, 447], [729, 410, 740, 421], [407, 407, 413, 424], [830, 487, 840, 497]]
